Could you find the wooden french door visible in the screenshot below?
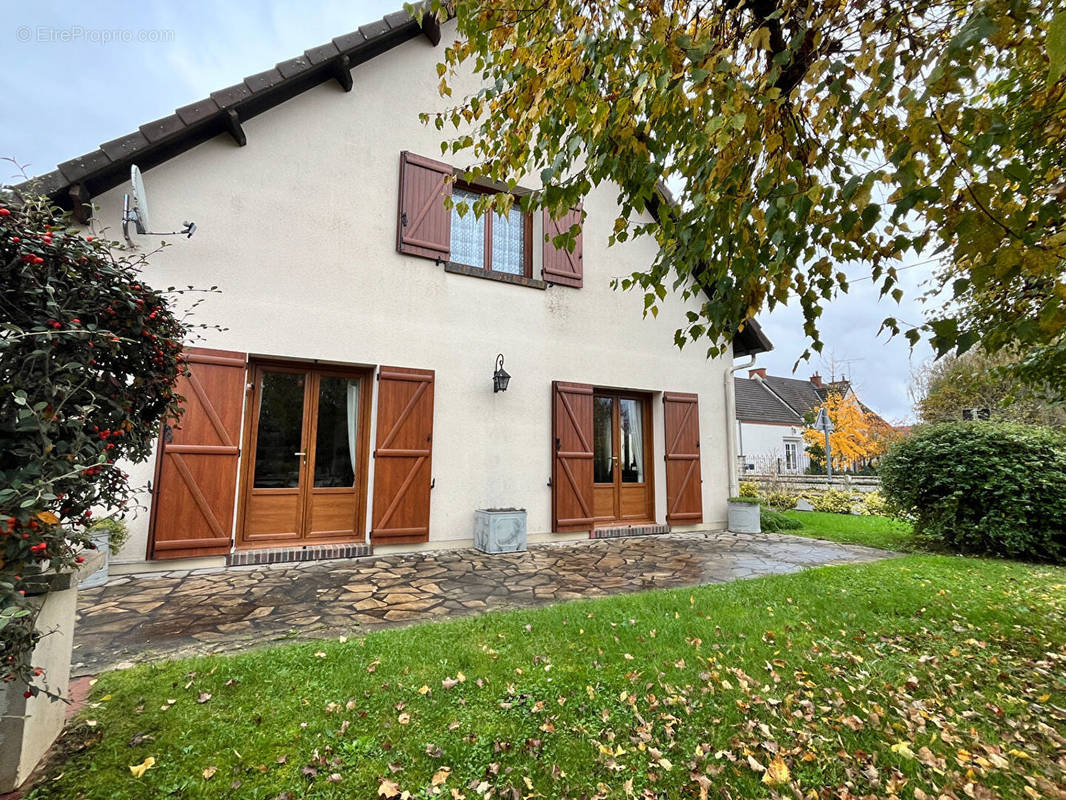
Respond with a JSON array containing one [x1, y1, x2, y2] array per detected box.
[[592, 392, 654, 526], [237, 362, 372, 547]]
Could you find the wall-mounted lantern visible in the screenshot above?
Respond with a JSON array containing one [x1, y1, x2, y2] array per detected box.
[[492, 353, 511, 393]]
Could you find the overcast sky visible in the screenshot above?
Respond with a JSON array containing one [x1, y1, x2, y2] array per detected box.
[[2, 0, 937, 422]]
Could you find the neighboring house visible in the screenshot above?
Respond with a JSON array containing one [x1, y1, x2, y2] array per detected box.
[[19, 11, 771, 572], [734, 369, 882, 473]]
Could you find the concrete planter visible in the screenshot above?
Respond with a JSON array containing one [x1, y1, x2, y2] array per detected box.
[[0, 549, 104, 792], [473, 509, 527, 554], [78, 529, 111, 589], [727, 500, 761, 533]]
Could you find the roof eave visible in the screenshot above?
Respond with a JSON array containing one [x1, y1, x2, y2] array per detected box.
[[13, 9, 441, 211]]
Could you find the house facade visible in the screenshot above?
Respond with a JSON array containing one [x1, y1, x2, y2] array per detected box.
[[23, 12, 769, 572], [734, 369, 866, 474]]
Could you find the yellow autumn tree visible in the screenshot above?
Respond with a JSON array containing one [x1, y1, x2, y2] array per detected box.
[[803, 391, 887, 471]]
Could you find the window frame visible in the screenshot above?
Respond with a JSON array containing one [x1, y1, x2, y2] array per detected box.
[[449, 181, 533, 279], [784, 440, 799, 471]]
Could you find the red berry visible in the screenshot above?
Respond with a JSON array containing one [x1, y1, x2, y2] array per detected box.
[[11, 236, 19, 242], [24, 690, 33, 698], [75, 556, 85, 564], [0, 208, 10, 216], [71, 318, 81, 325], [86, 236, 93, 241]]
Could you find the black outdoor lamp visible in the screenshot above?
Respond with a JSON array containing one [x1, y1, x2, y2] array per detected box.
[[493, 353, 511, 393]]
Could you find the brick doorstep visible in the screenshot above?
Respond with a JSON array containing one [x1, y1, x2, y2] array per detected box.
[[590, 524, 671, 540], [226, 543, 372, 567]]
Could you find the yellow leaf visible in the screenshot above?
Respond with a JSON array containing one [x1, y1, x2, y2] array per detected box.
[[658, 757, 673, 771], [129, 756, 156, 778], [891, 742, 915, 759], [432, 767, 451, 786], [418, 685, 431, 695], [202, 765, 217, 780], [761, 756, 790, 785], [36, 511, 59, 525]]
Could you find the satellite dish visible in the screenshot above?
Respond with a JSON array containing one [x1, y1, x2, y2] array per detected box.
[[122, 164, 196, 247], [130, 165, 151, 234]]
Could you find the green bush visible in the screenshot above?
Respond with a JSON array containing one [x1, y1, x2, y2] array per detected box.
[[89, 517, 129, 553], [879, 422, 1066, 562], [737, 481, 760, 498], [805, 488, 856, 514], [761, 490, 799, 510], [760, 508, 803, 532]]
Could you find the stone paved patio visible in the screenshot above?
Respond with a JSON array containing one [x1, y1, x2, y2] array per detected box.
[[73, 531, 892, 674]]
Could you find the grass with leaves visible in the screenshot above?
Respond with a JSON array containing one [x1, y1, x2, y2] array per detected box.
[[32, 555, 1065, 800], [782, 510, 916, 551]]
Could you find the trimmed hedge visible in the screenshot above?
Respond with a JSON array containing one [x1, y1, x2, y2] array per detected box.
[[760, 508, 803, 532], [879, 422, 1066, 562]]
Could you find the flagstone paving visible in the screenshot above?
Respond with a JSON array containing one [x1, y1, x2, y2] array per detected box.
[[72, 531, 892, 674]]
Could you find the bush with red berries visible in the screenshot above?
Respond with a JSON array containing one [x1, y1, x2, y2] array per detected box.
[[1, 193, 188, 696]]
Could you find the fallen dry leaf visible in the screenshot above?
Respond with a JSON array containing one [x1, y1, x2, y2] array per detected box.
[[379, 777, 402, 797], [202, 765, 217, 780], [761, 756, 790, 786], [129, 756, 156, 778]]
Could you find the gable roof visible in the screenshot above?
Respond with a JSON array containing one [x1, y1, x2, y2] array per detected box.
[[14, 9, 442, 212], [761, 375, 827, 418], [736, 372, 888, 424], [13, 6, 771, 358], [734, 377, 802, 424]]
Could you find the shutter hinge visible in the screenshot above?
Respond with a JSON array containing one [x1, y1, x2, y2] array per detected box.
[[430, 478, 435, 489], [555, 437, 561, 451], [401, 211, 408, 227]]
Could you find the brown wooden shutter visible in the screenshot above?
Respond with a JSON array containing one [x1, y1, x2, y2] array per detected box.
[[664, 392, 703, 524], [542, 206, 583, 288], [148, 347, 246, 559], [552, 381, 595, 531], [371, 367, 435, 544], [397, 151, 452, 262]]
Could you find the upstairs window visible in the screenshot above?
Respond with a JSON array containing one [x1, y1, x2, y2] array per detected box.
[[450, 186, 530, 277], [397, 151, 580, 287]]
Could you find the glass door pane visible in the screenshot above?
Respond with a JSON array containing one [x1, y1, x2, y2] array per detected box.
[[314, 377, 358, 488], [252, 371, 305, 488], [618, 398, 645, 483], [593, 396, 614, 483]]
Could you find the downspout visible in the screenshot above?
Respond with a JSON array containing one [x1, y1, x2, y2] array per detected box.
[[725, 353, 756, 497]]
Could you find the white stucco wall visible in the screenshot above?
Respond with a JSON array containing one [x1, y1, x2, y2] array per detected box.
[[89, 25, 737, 567], [738, 422, 805, 473]]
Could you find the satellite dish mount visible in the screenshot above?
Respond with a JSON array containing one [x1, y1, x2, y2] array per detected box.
[[122, 165, 196, 246]]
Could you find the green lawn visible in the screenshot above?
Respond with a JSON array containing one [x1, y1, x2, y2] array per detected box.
[[31, 555, 1065, 800], [782, 510, 917, 550]]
